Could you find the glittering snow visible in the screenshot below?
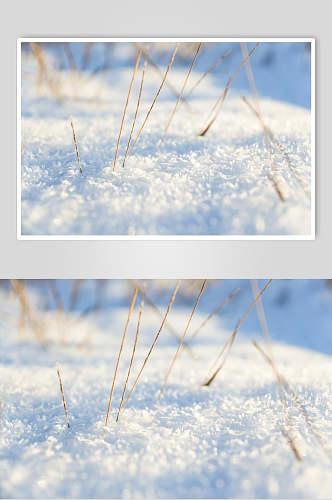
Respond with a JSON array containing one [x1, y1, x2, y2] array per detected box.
[[0, 279, 331, 498], [20, 42, 312, 236]]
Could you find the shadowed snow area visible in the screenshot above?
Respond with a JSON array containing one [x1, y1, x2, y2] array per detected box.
[[20, 42, 312, 236], [0, 279, 331, 498]]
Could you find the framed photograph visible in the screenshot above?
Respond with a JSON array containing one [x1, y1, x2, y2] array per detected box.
[[1, 278, 331, 498], [17, 38, 315, 240]]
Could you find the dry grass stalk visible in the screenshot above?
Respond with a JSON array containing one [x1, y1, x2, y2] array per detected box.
[[126, 44, 179, 162], [70, 116, 83, 174], [185, 49, 232, 100], [133, 43, 193, 113], [10, 279, 29, 337], [242, 96, 286, 202], [121, 280, 181, 412], [280, 425, 302, 462], [240, 44, 287, 200], [112, 49, 142, 172], [10, 280, 47, 347], [267, 171, 286, 202], [203, 279, 273, 387], [56, 363, 70, 428], [250, 295, 300, 458], [160, 42, 202, 145], [116, 286, 146, 422], [270, 137, 310, 197], [240, 42, 261, 112], [242, 95, 309, 199], [69, 279, 86, 311], [128, 280, 194, 358], [158, 280, 207, 399], [48, 280, 67, 345], [250, 279, 274, 357], [63, 43, 77, 72], [29, 42, 62, 102], [241, 43, 286, 201], [252, 341, 301, 461], [253, 340, 332, 463], [122, 50, 148, 168], [82, 42, 94, 71], [199, 42, 260, 136], [105, 288, 138, 425], [188, 287, 240, 345], [49, 280, 64, 313], [240, 44, 310, 198]]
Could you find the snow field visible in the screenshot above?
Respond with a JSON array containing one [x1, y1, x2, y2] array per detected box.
[[0, 280, 331, 498], [20, 43, 312, 236]]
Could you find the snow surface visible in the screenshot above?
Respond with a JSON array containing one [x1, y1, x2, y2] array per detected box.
[[0, 279, 331, 498], [20, 42, 312, 236]]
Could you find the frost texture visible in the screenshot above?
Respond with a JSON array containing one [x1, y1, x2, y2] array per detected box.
[[20, 42, 312, 236], [0, 279, 331, 498]]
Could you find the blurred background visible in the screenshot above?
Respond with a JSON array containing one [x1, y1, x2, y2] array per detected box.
[[1, 279, 330, 357], [21, 41, 311, 110]]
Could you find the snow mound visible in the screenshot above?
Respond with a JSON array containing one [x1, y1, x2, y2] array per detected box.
[[1, 280, 331, 498], [20, 42, 312, 236]]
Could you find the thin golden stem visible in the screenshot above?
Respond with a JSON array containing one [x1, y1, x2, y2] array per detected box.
[[122, 50, 148, 168], [116, 286, 146, 422], [126, 44, 179, 161], [185, 49, 231, 100], [132, 43, 193, 113], [188, 287, 240, 345], [121, 280, 181, 412], [112, 49, 142, 172], [250, 279, 274, 360], [158, 279, 207, 399], [252, 341, 301, 461], [199, 42, 260, 136], [56, 363, 70, 428], [128, 279, 195, 358], [203, 279, 273, 386], [105, 288, 138, 425], [70, 116, 83, 174], [160, 43, 202, 145]]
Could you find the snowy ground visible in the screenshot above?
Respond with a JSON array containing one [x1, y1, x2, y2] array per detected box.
[[20, 41, 312, 236], [0, 279, 331, 498]]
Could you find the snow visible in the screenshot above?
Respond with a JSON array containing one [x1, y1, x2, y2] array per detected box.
[[0, 279, 331, 498], [20, 41, 312, 236]]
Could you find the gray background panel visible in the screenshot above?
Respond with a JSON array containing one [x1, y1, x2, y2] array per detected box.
[[0, 0, 329, 278]]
